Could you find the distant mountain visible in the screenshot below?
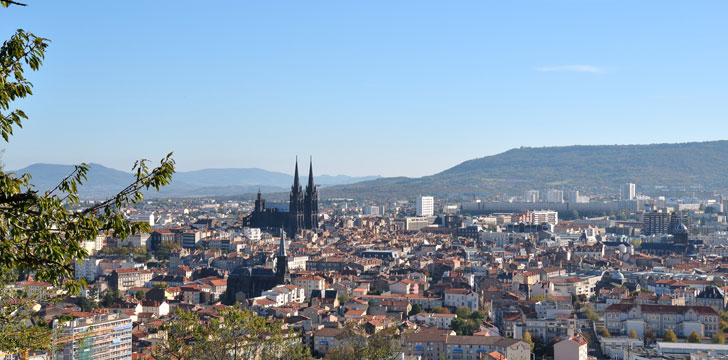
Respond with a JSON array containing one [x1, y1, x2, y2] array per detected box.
[[322, 141, 728, 199], [11, 164, 380, 199]]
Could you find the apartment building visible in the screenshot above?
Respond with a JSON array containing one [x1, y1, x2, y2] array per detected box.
[[292, 275, 326, 299], [109, 268, 154, 292], [402, 331, 531, 360], [53, 312, 132, 360], [605, 304, 719, 338]]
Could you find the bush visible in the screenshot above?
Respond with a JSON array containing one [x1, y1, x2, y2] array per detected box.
[[628, 329, 638, 339], [714, 333, 726, 344]]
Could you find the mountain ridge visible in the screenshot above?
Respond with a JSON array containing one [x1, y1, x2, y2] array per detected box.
[[321, 140, 728, 199], [10, 163, 380, 199]]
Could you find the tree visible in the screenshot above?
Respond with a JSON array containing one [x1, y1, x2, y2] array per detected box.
[[469, 310, 486, 322], [153, 307, 312, 360], [628, 329, 638, 339], [76, 296, 98, 312], [135, 290, 146, 301], [451, 317, 477, 336], [663, 329, 677, 342], [600, 328, 611, 337], [687, 330, 702, 343], [156, 241, 181, 260], [432, 306, 449, 314], [713, 333, 726, 344], [408, 304, 422, 317], [581, 303, 599, 323], [0, 4, 175, 351], [324, 325, 400, 360], [521, 331, 535, 351], [100, 288, 122, 307], [645, 330, 656, 344], [455, 306, 472, 319]]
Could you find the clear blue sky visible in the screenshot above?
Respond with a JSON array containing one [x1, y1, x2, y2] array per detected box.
[[2, 1, 727, 177]]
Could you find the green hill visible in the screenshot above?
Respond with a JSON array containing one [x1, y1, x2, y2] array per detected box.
[[322, 141, 728, 199]]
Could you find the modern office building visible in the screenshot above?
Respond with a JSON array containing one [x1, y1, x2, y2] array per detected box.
[[416, 196, 434, 217], [53, 312, 132, 360]]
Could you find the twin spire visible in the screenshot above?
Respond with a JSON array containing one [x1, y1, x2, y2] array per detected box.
[[292, 156, 315, 194]]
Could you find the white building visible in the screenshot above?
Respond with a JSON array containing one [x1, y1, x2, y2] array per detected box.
[[243, 227, 261, 242], [533, 210, 559, 225], [524, 190, 540, 203], [128, 212, 154, 226], [621, 183, 636, 200], [75, 257, 102, 282], [362, 205, 380, 216], [54, 313, 132, 360], [444, 289, 479, 311], [546, 190, 564, 203], [416, 196, 434, 217]]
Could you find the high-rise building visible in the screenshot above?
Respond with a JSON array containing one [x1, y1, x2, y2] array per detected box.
[[642, 211, 670, 235], [53, 312, 132, 360], [524, 190, 540, 203], [532, 210, 559, 225], [546, 190, 564, 203], [621, 183, 636, 200], [416, 196, 434, 216]]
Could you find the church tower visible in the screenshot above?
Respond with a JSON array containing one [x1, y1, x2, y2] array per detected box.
[[275, 229, 290, 284], [288, 158, 305, 235], [304, 157, 319, 230], [254, 189, 265, 213]]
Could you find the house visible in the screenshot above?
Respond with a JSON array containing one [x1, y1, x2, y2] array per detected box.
[[409, 312, 457, 329], [140, 300, 169, 317], [554, 335, 588, 360], [444, 289, 479, 311]]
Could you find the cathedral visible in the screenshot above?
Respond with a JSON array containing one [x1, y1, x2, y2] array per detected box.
[[243, 158, 319, 235]]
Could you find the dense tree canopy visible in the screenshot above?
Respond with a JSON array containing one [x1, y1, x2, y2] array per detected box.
[[153, 307, 312, 360]]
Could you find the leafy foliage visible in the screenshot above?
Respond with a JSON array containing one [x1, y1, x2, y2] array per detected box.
[[323, 325, 401, 360], [153, 307, 312, 360], [663, 329, 677, 342], [688, 330, 702, 343], [0, 6, 174, 355], [628, 329, 638, 339], [713, 332, 725, 344], [521, 331, 534, 351]]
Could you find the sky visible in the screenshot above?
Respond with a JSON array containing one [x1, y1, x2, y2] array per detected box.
[[1, 1, 727, 177]]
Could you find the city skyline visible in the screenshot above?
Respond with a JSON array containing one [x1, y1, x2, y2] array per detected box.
[[2, 1, 727, 177]]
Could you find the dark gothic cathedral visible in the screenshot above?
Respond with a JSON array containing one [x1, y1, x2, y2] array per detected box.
[[243, 159, 319, 235], [224, 230, 290, 304]]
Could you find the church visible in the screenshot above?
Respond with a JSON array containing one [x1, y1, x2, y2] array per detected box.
[[224, 230, 291, 304], [243, 158, 319, 236]]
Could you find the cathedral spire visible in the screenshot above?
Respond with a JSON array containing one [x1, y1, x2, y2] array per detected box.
[[308, 156, 314, 189], [293, 156, 300, 190], [278, 228, 287, 257]]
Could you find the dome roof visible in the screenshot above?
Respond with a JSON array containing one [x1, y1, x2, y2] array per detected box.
[[612, 271, 625, 280]]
